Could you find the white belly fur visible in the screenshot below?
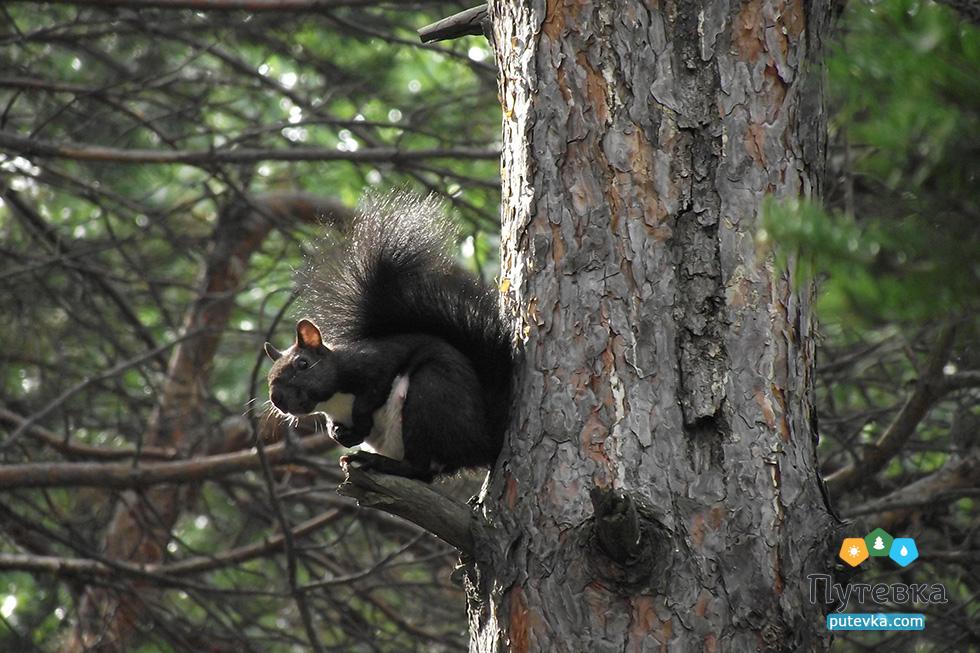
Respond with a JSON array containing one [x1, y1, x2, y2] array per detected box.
[[360, 374, 409, 460]]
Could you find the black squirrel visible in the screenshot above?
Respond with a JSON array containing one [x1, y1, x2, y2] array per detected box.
[[264, 193, 513, 482]]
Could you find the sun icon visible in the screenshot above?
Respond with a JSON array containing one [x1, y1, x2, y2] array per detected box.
[[839, 538, 869, 566]]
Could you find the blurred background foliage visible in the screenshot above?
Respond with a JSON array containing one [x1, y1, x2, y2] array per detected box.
[[1, 2, 500, 651], [765, 0, 978, 649], [765, 0, 978, 324], [0, 0, 977, 651]]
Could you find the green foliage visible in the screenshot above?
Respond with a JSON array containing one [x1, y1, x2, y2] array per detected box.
[[763, 0, 978, 326]]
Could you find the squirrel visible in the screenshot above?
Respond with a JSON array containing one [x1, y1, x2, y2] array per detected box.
[[263, 193, 513, 482]]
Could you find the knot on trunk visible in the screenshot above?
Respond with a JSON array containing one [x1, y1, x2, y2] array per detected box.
[[589, 487, 669, 591]]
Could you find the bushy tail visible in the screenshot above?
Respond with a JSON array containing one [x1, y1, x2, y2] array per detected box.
[[300, 192, 513, 428]]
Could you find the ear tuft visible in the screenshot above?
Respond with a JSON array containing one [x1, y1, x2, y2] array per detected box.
[[263, 342, 283, 361], [296, 318, 323, 349]]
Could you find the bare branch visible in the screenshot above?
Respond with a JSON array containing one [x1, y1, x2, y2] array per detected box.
[[842, 453, 980, 523], [6, 0, 381, 11], [418, 4, 488, 44], [252, 408, 327, 653], [0, 509, 343, 578], [944, 370, 980, 392], [337, 461, 475, 556], [0, 553, 119, 578], [921, 549, 980, 563], [0, 433, 337, 489], [0, 131, 500, 167], [0, 407, 178, 461], [1, 329, 205, 451], [164, 509, 343, 575], [825, 325, 957, 495]]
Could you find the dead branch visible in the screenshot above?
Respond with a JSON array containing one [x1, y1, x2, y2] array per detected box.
[[166, 509, 343, 574], [337, 461, 475, 556], [418, 4, 488, 44]]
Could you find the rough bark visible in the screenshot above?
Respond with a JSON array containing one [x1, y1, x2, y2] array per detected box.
[[470, 1, 838, 650]]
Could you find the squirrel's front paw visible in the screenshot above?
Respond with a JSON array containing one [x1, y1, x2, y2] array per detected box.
[[342, 451, 382, 471], [332, 424, 362, 448]]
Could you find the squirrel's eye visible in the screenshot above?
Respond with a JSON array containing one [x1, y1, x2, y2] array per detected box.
[[295, 359, 309, 370]]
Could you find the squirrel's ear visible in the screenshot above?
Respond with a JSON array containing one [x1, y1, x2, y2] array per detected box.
[[263, 342, 283, 361], [296, 319, 323, 349]]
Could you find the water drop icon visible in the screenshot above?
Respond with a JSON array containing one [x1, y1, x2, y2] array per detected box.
[[889, 538, 918, 567]]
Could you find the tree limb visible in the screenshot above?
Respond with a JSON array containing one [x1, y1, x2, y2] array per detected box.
[[944, 370, 980, 392], [166, 509, 343, 575], [0, 407, 178, 461], [418, 4, 488, 44], [825, 325, 957, 495], [0, 509, 343, 578], [0, 553, 119, 578], [7, 0, 380, 10], [337, 461, 475, 556], [0, 433, 337, 489], [843, 454, 979, 523], [0, 131, 499, 167]]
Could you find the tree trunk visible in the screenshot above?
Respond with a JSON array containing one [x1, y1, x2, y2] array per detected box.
[[470, 1, 837, 650]]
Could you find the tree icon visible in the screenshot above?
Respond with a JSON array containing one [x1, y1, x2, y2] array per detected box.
[[865, 528, 894, 557]]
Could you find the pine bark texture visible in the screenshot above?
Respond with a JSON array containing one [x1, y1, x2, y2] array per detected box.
[[472, 1, 837, 651]]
